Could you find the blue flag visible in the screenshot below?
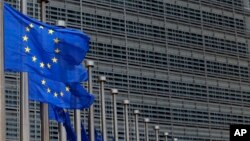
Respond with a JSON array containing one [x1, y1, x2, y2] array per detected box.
[[64, 112, 77, 141], [81, 123, 89, 141], [49, 106, 76, 141], [48, 105, 66, 123], [4, 4, 89, 82], [29, 73, 94, 109], [95, 129, 103, 141]]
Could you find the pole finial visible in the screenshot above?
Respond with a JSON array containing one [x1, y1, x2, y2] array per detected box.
[[123, 100, 130, 105], [98, 76, 107, 82], [134, 110, 140, 114], [111, 88, 118, 94], [154, 125, 160, 130], [144, 118, 150, 123], [85, 60, 94, 67], [56, 20, 66, 27], [164, 132, 169, 136]]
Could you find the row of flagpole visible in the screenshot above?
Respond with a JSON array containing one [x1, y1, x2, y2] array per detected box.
[[0, 1, 182, 141]]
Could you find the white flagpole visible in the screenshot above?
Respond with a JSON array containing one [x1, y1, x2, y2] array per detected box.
[[58, 122, 67, 141], [85, 60, 95, 141], [164, 132, 169, 141], [134, 110, 139, 141], [55, 20, 67, 141], [20, 0, 30, 141], [144, 118, 150, 141], [39, 0, 49, 141], [98, 76, 107, 141], [154, 125, 160, 141], [123, 100, 130, 141], [0, 1, 6, 141], [110, 89, 118, 141]]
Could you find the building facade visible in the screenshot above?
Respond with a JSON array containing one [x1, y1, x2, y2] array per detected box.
[[4, 0, 250, 141]]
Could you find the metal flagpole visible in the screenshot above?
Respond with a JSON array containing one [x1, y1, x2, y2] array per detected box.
[[144, 118, 150, 141], [20, 0, 30, 141], [0, 1, 6, 141], [85, 60, 95, 141], [74, 105, 81, 141], [164, 132, 169, 141], [154, 125, 160, 141], [123, 100, 130, 141], [98, 76, 107, 141], [39, 0, 49, 141], [110, 89, 118, 141], [134, 110, 139, 141], [58, 122, 67, 141], [55, 20, 67, 141]]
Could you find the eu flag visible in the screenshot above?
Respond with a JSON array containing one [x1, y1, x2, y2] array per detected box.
[[49, 105, 66, 123], [64, 112, 77, 141], [49, 105, 76, 141], [29, 73, 94, 109], [81, 123, 89, 141], [95, 129, 103, 141], [4, 4, 89, 82]]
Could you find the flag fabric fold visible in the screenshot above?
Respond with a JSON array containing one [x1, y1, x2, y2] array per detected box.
[[49, 105, 76, 141], [48, 105, 66, 123], [95, 129, 103, 141], [64, 112, 77, 141], [29, 73, 94, 109], [81, 122, 89, 141], [4, 3, 89, 82]]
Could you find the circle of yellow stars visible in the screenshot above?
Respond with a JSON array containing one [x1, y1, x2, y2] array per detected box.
[[22, 23, 61, 70], [41, 79, 70, 98], [23, 23, 69, 98]]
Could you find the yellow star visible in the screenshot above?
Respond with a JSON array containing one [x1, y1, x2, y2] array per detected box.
[[41, 79, 46, 85], [65, 86, 70, 92], [48, 29, 54, 35], [24, 46, 30, 53], [39, 26, 44, 29], [54, 92, 58, 97], [54, 48, 60, 54], [32, 56, 37, 62], [52, 57, 58, 63], [29, 23, 34, 28], [26, 27, 30, 32], [60, 92, 64, 97], [47, 63, 51, 69], [40, 62, 45, 68], [47, 88, 51, 93], [54, 38, 59, 44], [23, 35, 28, 41]]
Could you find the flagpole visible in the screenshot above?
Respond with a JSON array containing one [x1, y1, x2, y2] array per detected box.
[[144, 118, 150, 141], [164, 132, 169, 141], [123, 100, 130, 141], [98, 76, 107, 141], [85, 60, 95, 141], [20, 0, 30, 140], [59, 122, 66, 141], [110, 89, 118, 141], [55, 20, 67, 141], [0, 1, 6, 141], [39, 1, 49, 141], [154, 125, 160, 141], [74, 108, 81, 141], [134, 110, 139, 141]]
